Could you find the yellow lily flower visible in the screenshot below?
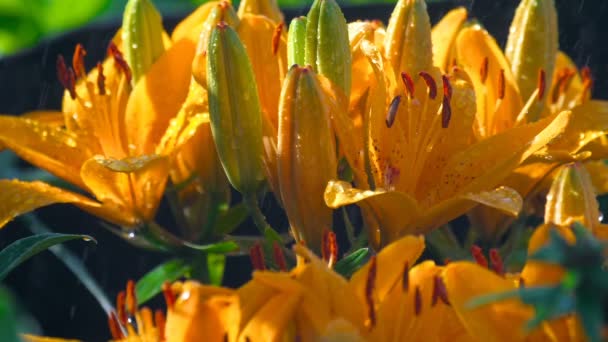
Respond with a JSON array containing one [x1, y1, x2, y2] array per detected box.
[[324, 0, 571, 247]]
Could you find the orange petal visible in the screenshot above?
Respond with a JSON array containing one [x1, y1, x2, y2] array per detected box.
[[0, 180, 100, 228], [171, 1, 220, 46], [431, 7, 467, 72], [125, 39, 195, 155]]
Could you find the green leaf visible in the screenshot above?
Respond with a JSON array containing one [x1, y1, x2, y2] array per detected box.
[[36, 0, 111, 33], [183, 240, 239, 254], [214, 202, 249, 235], [334, 248, 370, 278], [206, 253, 226, 286], [0, 233, 95, 281], [136, 259, 192, 305], [0, 287, 20, 342]]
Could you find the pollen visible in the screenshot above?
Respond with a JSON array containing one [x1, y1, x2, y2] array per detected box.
[[56, 55, 77, 99], [401, 71, 415, 98], [72, 43, 87, 79], [419, 71, 437, 99], [107, 42, 132, 83]]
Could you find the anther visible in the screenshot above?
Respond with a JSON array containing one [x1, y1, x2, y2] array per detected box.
[[97, 62, 106, 95], [480, 57, 489, 84], [107, 42, 132, 83], [489, 248, 504, 275], [402, 261, 409, 292], [365, 256, 377, 329], [386, 95, 401, 128], [155, 309, 166, 341], [249, 243, 266, 271], [272, 22, 284, 56], [272, 242, 288, 272], [401, 72, 415, 98], [72, 44, 87, 79], [470, 245, 488, 268], [497, 69, 505, 100], [441, 96, 452, 128], [431, 275, 450, 306], [441, 75, 452, 100], [162, 282, 175, 310], [126, 280, 137, 314], [419, 71, 437, 99], [108, 312, 125, 340], [414, 286, 422, 316], [321, 230, 338, 268], [56, 55, 77, 99], [116, 290, 127, 325], [552, 68, 575, 103], [537, 68, 546, 101]]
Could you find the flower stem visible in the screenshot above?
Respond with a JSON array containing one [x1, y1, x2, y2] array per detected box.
[[244, 194, 273, 235]]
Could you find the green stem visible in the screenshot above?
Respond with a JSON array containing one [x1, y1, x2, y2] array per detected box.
[[244, 194, 273, 235]]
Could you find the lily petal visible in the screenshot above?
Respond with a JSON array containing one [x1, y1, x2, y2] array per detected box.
[[431, 7, 467, 72], [171, 1, 220, 46]]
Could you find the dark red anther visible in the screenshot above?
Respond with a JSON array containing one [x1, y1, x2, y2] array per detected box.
[[249, 243, 266, 271], [441, 96, 452, 128], [126, 280, 137, 314], [155, 310, 166, 341], [441, 75, 452, 100], [489, 248, 505, 275], [414, 286, 422, 316], [321, 230, 338, 267], [552, 68, 575, 103], [97, 62, 106, 95], [431, 275, 450, 306], [72, 44, 87, 79], [419, 71, 437, 99], [365, 256, 377, 329], [537, 68, 546, 101], [108, 312, 125, 340], [272, 242, 288, 271], [386, 95, 401, 128], [401, 71, 415, 98], [480, 57, 489, 84], [581, 66, 593, 96], [162, 282, 175, 310], [443, 258, 451, 265], [272, 22, 284, 56], [402, 261, 409, 292], [471, 245, 488, 268], [581, 66, 592, 82], [57, 55, 77, 99], [107, 42, 132, 83], [497, 69, 505, 100], [116, 290, 127, 325]]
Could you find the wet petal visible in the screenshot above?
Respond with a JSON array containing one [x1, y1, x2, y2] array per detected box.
[[171, 1, 220, 46], [549, 100, 608, 154], [0, 180, 100, 228], [431, 7, 467, 72]]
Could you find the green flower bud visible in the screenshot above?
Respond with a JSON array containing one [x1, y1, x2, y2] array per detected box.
[[305, 0, 351, 97], [121, 0, 165, 85], [287, 16, 307, 67], [206, 22, 265, 195]]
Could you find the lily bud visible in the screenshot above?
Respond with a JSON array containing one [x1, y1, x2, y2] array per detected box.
[[207, 23, 265, 195], [384, 0, 433, 77], [121, 0, 165, 85], [545, 163, 600, 228], [305, 0, 352, 97], [505, 0, 557, 120], [277, 66, 337, 252], [237, 0, 283, 24], [192, 1, 239, 87], [287, 16, 307, 67]]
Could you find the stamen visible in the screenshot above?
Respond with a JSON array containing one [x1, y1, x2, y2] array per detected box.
[[581, 66, 593, 97], [402, 261, 409, 292], [162, 282, 175, 310], [365, 256, 377, 329], [441, 75, 452, 100], [272, 22, 284, 56], [470, 245, 488, 268], [401, 71, 415, 98], [108, 312, 125, 340], [97, 62, 106, 95], [116, 291, 127, 325], [497, 69, 505, 100], [431, 275, 450, 306], [581, 66, 592, 82], [386, 95, 401, 128], [321, 230, 338, 268], [414, 286, 422, 315], [107, 42, 132, 83], [551, 68, 575, 103], [489, 248, 505, 275], [155, 310, 166, 341], [272, 242, 288, 271], [72, 44, 87, 79], [537, 68, 546, 101], [56, 55, 77, 99], [480, 57, 489, 84], [419, 71, 437, 99], [441, 96, 452, 128], [126, 280, 137, 314], [249, 243, 266, 271]]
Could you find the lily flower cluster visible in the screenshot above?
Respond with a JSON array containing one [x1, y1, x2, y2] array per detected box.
[[2, 0, 608, 340]]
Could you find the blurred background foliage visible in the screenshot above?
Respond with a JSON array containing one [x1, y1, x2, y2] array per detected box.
[[0, 0, 441, 56]]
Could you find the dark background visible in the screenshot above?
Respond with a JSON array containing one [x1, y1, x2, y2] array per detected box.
[[0, 1, 606, 340]]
